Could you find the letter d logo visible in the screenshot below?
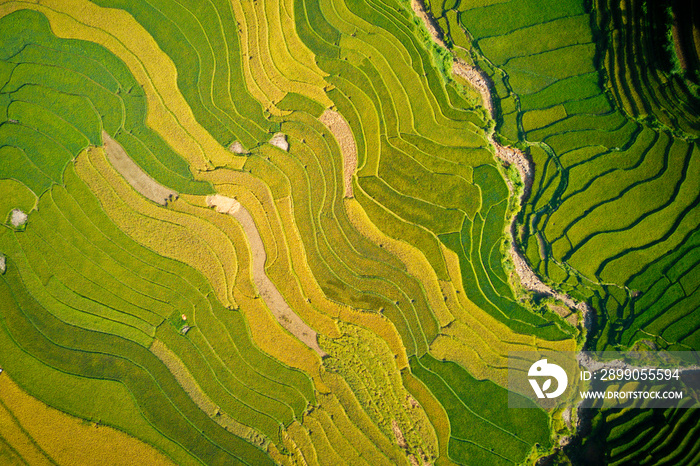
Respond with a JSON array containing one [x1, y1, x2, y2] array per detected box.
[[528, 359, 568, 399]]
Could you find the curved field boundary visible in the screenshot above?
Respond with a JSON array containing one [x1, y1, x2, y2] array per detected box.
[[0, 0, 592, 464], [0, 0, 241, 171], [103, 131, 178, 206], [0, 157, 318, 458], [78, 147, 238, 310], [410, 354, 551, 466], [344, 197, 454, 329], [196, 172, 331, 392], [262, 0, 576, 392], [247, 113, 439, 356], [319, 109, 357, 198], [150, 339, 267, 448], [347, 195, 575, 387], [89, 0, 277, 147], [202, 97, 498, 462], [0, 10, 213, 197], [598, 0, 700, 136], [0, 372, 174, 466], [410, 0, 590, 324], [436, 0, 700, 350], [428, 0, 700, 463], [321, 322, 438, 462], [0, 264, 272, 465], [202, 156, 414, 355], [308, 0, 571, 341], [207, 194, 326, 357], [587, 404, 700, 465], [321, 372, 412, 465], [400, 370, 458, 466], [70, 150, 316, 436], [0, 4, 332, 463], [435, 243, 575, 385], [200, 167, 411, 379], [228, 0, 333, 114]]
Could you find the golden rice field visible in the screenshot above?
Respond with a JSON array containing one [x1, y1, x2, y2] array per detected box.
[[0, 0, 698, 464]]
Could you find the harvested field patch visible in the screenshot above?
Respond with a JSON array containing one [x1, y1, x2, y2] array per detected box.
[[269, 133, 290, 152], [207, 194, 326, 356], [0, 180, 36, 223], [229, 141, 248, 154], [320, 110, 357, 198], [103, 132, 178, 206]]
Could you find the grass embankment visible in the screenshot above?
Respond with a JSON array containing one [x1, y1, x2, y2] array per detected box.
[[232, 0, 575, 462], [0, 373, 174, 466], [0, 11, 321, 452], [0, 0, 583, 463], [440, 0, 700, 354], [430, 0, 700, 462], [0, 8, 214, 195]]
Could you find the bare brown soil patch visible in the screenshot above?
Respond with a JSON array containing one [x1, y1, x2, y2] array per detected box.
[[207, 195, 327, 356], [410, 1, 592, 330], [269, 132, 289, 152], [102, 131, 178, 206], [320, 110, 357, 198], [509, 221, 591, 327], [411, 0, 445, 48], [228, 141, 248, 154], [392, 419, 408, 449], [452, 61, 492, 114]]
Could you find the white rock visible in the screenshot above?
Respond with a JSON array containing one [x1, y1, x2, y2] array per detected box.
[[10, 209, 27, 228], [0, 255, 5, 274], [269, 132, 289, 152]]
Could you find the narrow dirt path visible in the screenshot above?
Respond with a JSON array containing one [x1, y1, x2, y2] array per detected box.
[[410, 1, 592, 331], [207, 194, 327, 356], [103, 131, 178, 206]]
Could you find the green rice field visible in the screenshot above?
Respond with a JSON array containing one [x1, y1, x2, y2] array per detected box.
[[1, 0, 698, 464]]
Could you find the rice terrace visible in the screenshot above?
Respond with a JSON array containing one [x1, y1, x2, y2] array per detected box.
[[0, 0, 699, 464]]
